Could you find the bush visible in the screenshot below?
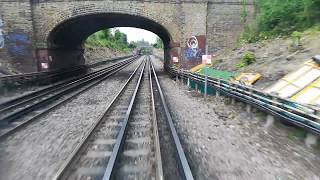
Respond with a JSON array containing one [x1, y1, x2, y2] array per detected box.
[[84, 29, 134, 52], [239, 0, 320, 43], [236, 62, 247, 69], [236, 52, 256, 68], [291, 31, 303, 47]]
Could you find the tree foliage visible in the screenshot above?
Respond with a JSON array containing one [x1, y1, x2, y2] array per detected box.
[[85, 29, 134, 52], [85, 28, 162, 54], [153, 37, 164, 49], [240, 0, 320, 43]]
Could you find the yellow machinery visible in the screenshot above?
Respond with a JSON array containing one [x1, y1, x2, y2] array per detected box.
[[190, 63, 206, 73], [265, 58, 320, 106], [232, 73, 262, 86], [291, 78, 320, 105]]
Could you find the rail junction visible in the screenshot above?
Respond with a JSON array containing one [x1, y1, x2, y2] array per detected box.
[[0, 56, 137, 138], [0, 56, 195, 180], [0, 56, 319, 180]]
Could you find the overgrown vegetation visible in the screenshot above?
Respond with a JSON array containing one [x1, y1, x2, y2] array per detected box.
[[153, 37, 164, 49], [84, 29, 164, 54], [291, 31, 303, 50], [239, 0, 320, 44], [236, 52, 256, 68], [85, 28, 164, 55], [85, 29, 136, 52]]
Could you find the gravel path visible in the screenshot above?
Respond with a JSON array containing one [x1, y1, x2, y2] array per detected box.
[[151, 56, 320, 180], [0, 57, 143, 180]]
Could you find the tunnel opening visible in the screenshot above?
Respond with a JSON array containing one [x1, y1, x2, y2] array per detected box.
[[45, 13, 172, 70]]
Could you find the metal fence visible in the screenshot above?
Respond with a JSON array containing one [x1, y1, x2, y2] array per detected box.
[[168, 66, 320, 136]]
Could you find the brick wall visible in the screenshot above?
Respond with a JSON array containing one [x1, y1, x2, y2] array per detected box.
[[206, 2, 255, 54], [0, 0, 255, 72], [0, 0, 36, 72]]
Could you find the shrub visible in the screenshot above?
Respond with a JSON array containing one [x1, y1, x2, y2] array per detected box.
[[242, 52, 256, 65], [236, 62, 247, 69], [291, 31, 303, 47], [236, 52, 256, 68], [239, 0, 320, 43], [84, 29, 134, 52]]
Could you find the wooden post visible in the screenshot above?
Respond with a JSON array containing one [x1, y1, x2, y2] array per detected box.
[[231, 98, 236, 105], [204, 45, 209, 100], [265, 93, 278, 128], [180, 71, 183, 85], [305, 133, 318, 147], [231, 83, 237, 105], [264, 114, 275, 128], [216, 79, 220, 98], [246, 88, 253, 114]]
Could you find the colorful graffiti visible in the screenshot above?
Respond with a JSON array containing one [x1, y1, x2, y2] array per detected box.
[[0, 18, 4, 49], [184, 36, 205, 61], [7, 31, 31, 57]]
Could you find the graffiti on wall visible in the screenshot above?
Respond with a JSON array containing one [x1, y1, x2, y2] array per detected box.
[[0, 18, 4, 49], [7, 30, 31, 58], [184, 36, 205, 61]]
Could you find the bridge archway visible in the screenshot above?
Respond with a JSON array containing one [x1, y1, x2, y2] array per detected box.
[[40, 13, 174, 70]]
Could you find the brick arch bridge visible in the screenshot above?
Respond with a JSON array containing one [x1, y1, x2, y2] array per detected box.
[[0, 0, 254, 72]]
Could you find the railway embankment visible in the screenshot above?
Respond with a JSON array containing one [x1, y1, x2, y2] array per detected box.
[[152, 56, 320, 179], [214, 26, 320, 89]]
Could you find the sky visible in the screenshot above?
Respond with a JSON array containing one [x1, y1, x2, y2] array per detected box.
[[112, 27, 158, 44]]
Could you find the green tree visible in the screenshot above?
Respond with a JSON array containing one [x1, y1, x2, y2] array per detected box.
[[114, 29, 128, 45], [154, 37, 164, 49], [240, 0, 320, 43], [84, 29, 135, 52], [128, 41, 137, 49], [100, 29, 112, 39]]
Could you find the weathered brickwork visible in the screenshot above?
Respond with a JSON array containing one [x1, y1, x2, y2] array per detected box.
[[206, 2, 255, 54], [0, 0, 35, 72], [32, 1, 189, 47], [0, 0, 254, 72]]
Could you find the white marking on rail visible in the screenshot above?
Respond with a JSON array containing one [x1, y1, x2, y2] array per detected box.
[[94, 139, 116, 145], [76, 166, 105, 176], [86, 151, 112, 158]]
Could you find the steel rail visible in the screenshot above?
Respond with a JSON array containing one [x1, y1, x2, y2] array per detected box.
[[0, 57, 139, 139], [0, 56, 137, 110], [0, 65, 86, 80], [148, 57, 164, 180], [150, 61, 194, 180], [0, 55, 134, 81], [88, 55, 134, 68], [102, 58, 147, 180], [0, 60, 128, 113], [168, 66, 320, 135], [0, 57, 137, 123], [53, 58, 145, 180]]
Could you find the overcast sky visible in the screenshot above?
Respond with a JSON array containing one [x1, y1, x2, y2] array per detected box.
[[113, 27, 158, 44]]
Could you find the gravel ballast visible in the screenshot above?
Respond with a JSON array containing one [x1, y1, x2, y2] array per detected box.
[[0, 58, 143, 180], [151, 56, 320, 180]]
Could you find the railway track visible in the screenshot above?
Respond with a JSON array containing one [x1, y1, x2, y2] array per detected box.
[[53, 56, 194, 180], [0, 56, 139, 138]]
